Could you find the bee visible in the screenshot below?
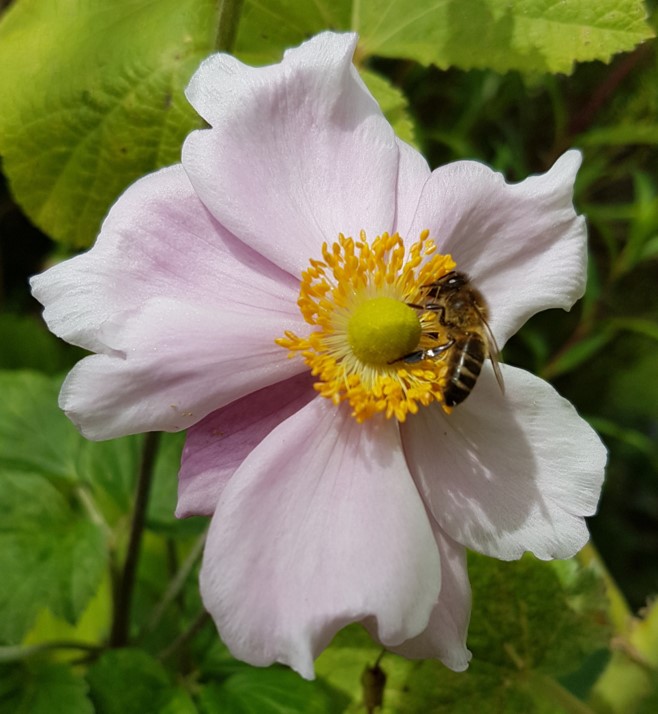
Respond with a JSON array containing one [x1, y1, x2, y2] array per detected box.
[[401, 271, 504, 407]]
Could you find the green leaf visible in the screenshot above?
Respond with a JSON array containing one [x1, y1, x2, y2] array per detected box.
[[0, 371, 81, 481], [360, 70, 416, 146], [198, 667, 349, 714], [234, 1, 351, 65], [468, 554, 610, 676], [0, 662, 93, 714], [356, 0, 654, 74], [235, 0, 654, 74], [86, 649, 196, 714], [0, 0, 217, 247], [0, 470, 107, 642]]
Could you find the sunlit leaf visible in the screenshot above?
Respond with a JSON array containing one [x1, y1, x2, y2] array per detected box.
[[235, 0, 654, 73], [361, 70, 416, 146], [0, 0, 217, 247]]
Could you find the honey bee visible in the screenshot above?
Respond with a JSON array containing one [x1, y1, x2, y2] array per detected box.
[[401, 271, 504, 407]]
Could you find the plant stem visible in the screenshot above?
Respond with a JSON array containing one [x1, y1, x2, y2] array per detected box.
[[110, 431, 161, 647], [138, 529, 208, 639], [158, 610, 211, 662], [214, 0, 245, 53], [0, 641, 101, 663]]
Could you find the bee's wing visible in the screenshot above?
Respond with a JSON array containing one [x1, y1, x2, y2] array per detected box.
[[476, 307, 505, 395]]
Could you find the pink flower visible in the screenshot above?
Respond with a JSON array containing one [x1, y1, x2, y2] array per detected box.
[[31, 32, 606, 678]]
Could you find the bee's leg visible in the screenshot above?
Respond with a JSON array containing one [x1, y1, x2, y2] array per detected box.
[[397, 350, 425, 364], [394, 337, 455, 365], [423, 338, 454, 357]]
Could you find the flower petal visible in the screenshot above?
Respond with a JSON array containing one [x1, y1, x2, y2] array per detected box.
[[409, 151, 586, 346], [401, 365, 606, 561], [200, 398, 441, 678], [30, 164, 299, 354], [384, 522, 471, 671], [58, 297, 307, 440], [393, 138, 431, 238], [176, 372, 315, 518], [31, 164, 308, 440], [182, 32, 400, 276]]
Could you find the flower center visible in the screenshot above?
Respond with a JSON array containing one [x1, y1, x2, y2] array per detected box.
[[276, 230, 456, 422], [347, 297, 421, 365]]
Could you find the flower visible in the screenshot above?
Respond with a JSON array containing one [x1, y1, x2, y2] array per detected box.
[[30, 32, 606, 679]]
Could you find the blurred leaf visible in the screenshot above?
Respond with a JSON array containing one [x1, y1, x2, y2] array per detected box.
[[637, 682, 658, 714], [0, 0, 217, 247], [86, 649, 196, 714], [198, 667, 349, 713], [0, 371, 81, 480], [0, 314, 79, 374], [639, 234, 658, 260], [591, 600, 658, 714], [581, 124, 658, 146], [0, 662, 93, 714], [606, 349, 658, 421], [468, 554, 610, 677], [236, 0, 654, 73], [616, 172, 658, 275], [0, 470, 107, 642], [542, 328, 615, 379]]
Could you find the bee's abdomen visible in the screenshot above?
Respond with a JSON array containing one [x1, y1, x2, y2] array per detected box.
[[443, 333, 486, 407]]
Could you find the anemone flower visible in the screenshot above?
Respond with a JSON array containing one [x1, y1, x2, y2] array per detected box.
[[31, 31, 606, 679]]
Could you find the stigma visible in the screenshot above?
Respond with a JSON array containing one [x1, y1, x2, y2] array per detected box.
[[276, 231, 456, 422]]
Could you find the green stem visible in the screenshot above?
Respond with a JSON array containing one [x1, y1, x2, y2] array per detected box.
[[0, 641, 101, 663], [158, 610, 211, 662], [214, 0, 245, 53], [110, 431, 161, 647]]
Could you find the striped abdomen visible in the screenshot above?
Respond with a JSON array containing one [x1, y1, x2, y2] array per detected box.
[[443, 332, 486, 407]]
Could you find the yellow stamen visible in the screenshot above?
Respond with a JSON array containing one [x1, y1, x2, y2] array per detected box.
[[276, 230, 456, 422]]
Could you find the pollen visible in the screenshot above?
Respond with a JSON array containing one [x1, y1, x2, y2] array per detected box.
[[276, 231, 456, 422]]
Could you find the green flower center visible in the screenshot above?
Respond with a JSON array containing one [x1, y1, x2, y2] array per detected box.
[[347, 297, 421, 365]]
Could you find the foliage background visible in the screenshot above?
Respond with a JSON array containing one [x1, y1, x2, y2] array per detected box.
[[0, 0, 657, 712]]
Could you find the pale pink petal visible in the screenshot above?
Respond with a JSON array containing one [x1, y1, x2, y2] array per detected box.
[[401, 364, 606, 561], [387, 522, 471, 671], [31, 164, 309, 440], [182, 32, 400, 276], [393, 138, 431, 238], [30, 164, 299, 354], [59, 297, 306, 440], [408, 151, 586, 347], [200, 398, 441, 679], [176, 373, 315, 518]]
